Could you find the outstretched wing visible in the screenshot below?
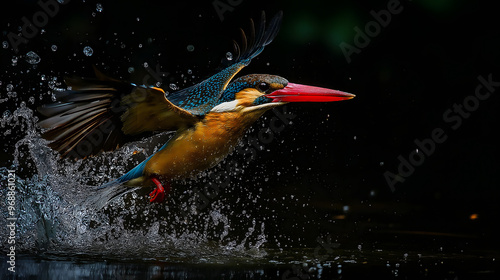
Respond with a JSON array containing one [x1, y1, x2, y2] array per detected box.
[[38, 76, 198, 159], [37, 11, 282, 159], [120, 86, 199, 134], [167, 11, 283, 115]]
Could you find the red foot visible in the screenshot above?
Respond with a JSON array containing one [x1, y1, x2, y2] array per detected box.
[[149, 178, 170, 203]]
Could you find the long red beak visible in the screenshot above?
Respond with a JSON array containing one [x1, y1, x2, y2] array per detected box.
[[265, 83, 355, 102]]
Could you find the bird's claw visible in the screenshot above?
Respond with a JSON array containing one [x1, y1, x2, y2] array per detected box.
[[149, 178, 166, 203], [149, 187, 165, 203]]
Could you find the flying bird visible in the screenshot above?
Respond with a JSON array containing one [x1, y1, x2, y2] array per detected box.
[[37, 11, 354, 203]]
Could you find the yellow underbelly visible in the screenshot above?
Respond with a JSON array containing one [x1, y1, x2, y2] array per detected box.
[[143, 112, 256, 180]]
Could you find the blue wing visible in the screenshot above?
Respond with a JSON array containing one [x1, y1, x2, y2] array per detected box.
[[167, 11, 283, 116]]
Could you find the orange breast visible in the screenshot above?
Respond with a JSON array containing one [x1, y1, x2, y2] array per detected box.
[[144, 112, 259, 180]]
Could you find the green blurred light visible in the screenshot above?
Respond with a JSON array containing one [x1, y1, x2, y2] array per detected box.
[[286, 13, 319, 43], [418, 0, 457, 14], [325, 10, 361, 56]]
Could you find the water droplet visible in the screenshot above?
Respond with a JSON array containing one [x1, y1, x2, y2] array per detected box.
[[143, 62, 149, 68], [25, 51, 41, 64], [128, 67, 135, 73], [11, 56, 18, 66], [96, 3, 103, 12], [138, 43, 143, 48], [169, 83, 178, 90], [41, 74, 46, 80], [187, 69, 192, 74], [136, 17, 140, 22], [83, 46, 93, 56], [51, 45, 58, 51], [6, 84, 14, 92], [2, 41, 8, 49], [187, 45, 194, 52], [2, 110, 11, 119], [226, 51, 233, 61]]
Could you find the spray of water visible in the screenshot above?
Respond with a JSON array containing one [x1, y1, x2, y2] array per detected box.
[[0, 101, 268, 262]]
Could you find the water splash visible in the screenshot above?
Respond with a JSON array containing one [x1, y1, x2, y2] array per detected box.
[[0, 105, 268, 261], [83, 46, 94, 57], [96, 3, 103, 13], [169, 83, 179, 91], [25, 51, 41, 65]]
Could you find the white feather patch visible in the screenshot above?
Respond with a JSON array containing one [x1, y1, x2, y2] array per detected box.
[[210, 100, 240, 112]]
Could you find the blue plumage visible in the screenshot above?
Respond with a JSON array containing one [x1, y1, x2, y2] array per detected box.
[[167, 11, 282, 116], [103, 11, 283, 190], [37, 12, 286, 205], [168, 63, 247, 115], [116, 142, 170, 183]]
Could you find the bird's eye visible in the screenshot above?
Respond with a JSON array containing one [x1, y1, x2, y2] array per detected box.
[[258, 82, 270, 92]]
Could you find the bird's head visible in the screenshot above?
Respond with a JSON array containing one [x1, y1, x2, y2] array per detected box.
[[211, 74, 355, 115]]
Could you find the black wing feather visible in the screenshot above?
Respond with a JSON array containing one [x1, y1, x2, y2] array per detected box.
[[38, 78, 138, 159]]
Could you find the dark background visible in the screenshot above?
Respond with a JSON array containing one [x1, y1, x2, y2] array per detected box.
[[1, 0, 499, 257]]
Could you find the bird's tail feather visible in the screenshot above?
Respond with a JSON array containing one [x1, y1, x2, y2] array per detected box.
[[82, 180, 140, 211]]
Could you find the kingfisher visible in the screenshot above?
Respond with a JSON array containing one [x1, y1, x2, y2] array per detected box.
[[37, 11, 354, 203]]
